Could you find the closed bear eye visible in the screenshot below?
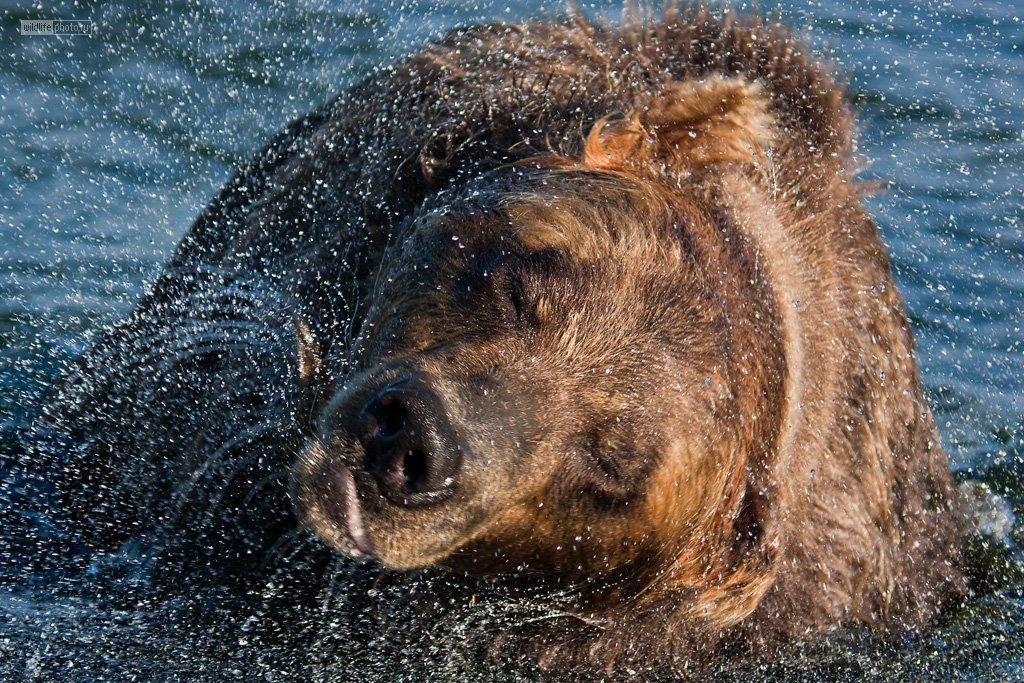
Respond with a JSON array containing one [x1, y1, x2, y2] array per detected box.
[[505, 275, 531, 324], [485, 265, 538, 330], [454, 254, 537, 334], [574, 423, 656, 504]]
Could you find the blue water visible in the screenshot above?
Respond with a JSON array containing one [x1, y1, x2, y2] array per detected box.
[[1, 0, 1022, 679]]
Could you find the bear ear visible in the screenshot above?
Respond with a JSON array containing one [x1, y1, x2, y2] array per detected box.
[[295, 315, 327, 433], [582, 77, 774, 175], [295, 316, 321, 382]]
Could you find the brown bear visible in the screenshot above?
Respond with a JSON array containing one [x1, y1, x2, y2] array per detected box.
[[287, 5, 966, 674], [32, 5, 966, 679]]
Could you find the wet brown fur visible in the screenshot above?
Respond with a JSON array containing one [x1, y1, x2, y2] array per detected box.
[[281, 6, 968, 672], [52, 5, 967, 677]]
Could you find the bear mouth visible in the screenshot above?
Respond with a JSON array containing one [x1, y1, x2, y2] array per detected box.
[[334, 466, 374, 556]]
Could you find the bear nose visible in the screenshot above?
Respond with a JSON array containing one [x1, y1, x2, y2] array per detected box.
[[357, 375, 461, 508]]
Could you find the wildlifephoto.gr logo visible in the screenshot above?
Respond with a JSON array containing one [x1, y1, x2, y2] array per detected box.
[[20, 19, 93, 36]]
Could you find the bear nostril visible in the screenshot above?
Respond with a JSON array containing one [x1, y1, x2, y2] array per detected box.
[[401, 449, 428, 492], [355, 376, 461, 508], [372, 394, 407, 440]]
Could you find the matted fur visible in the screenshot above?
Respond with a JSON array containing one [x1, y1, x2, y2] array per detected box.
[[34, 5, 967, 678]]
